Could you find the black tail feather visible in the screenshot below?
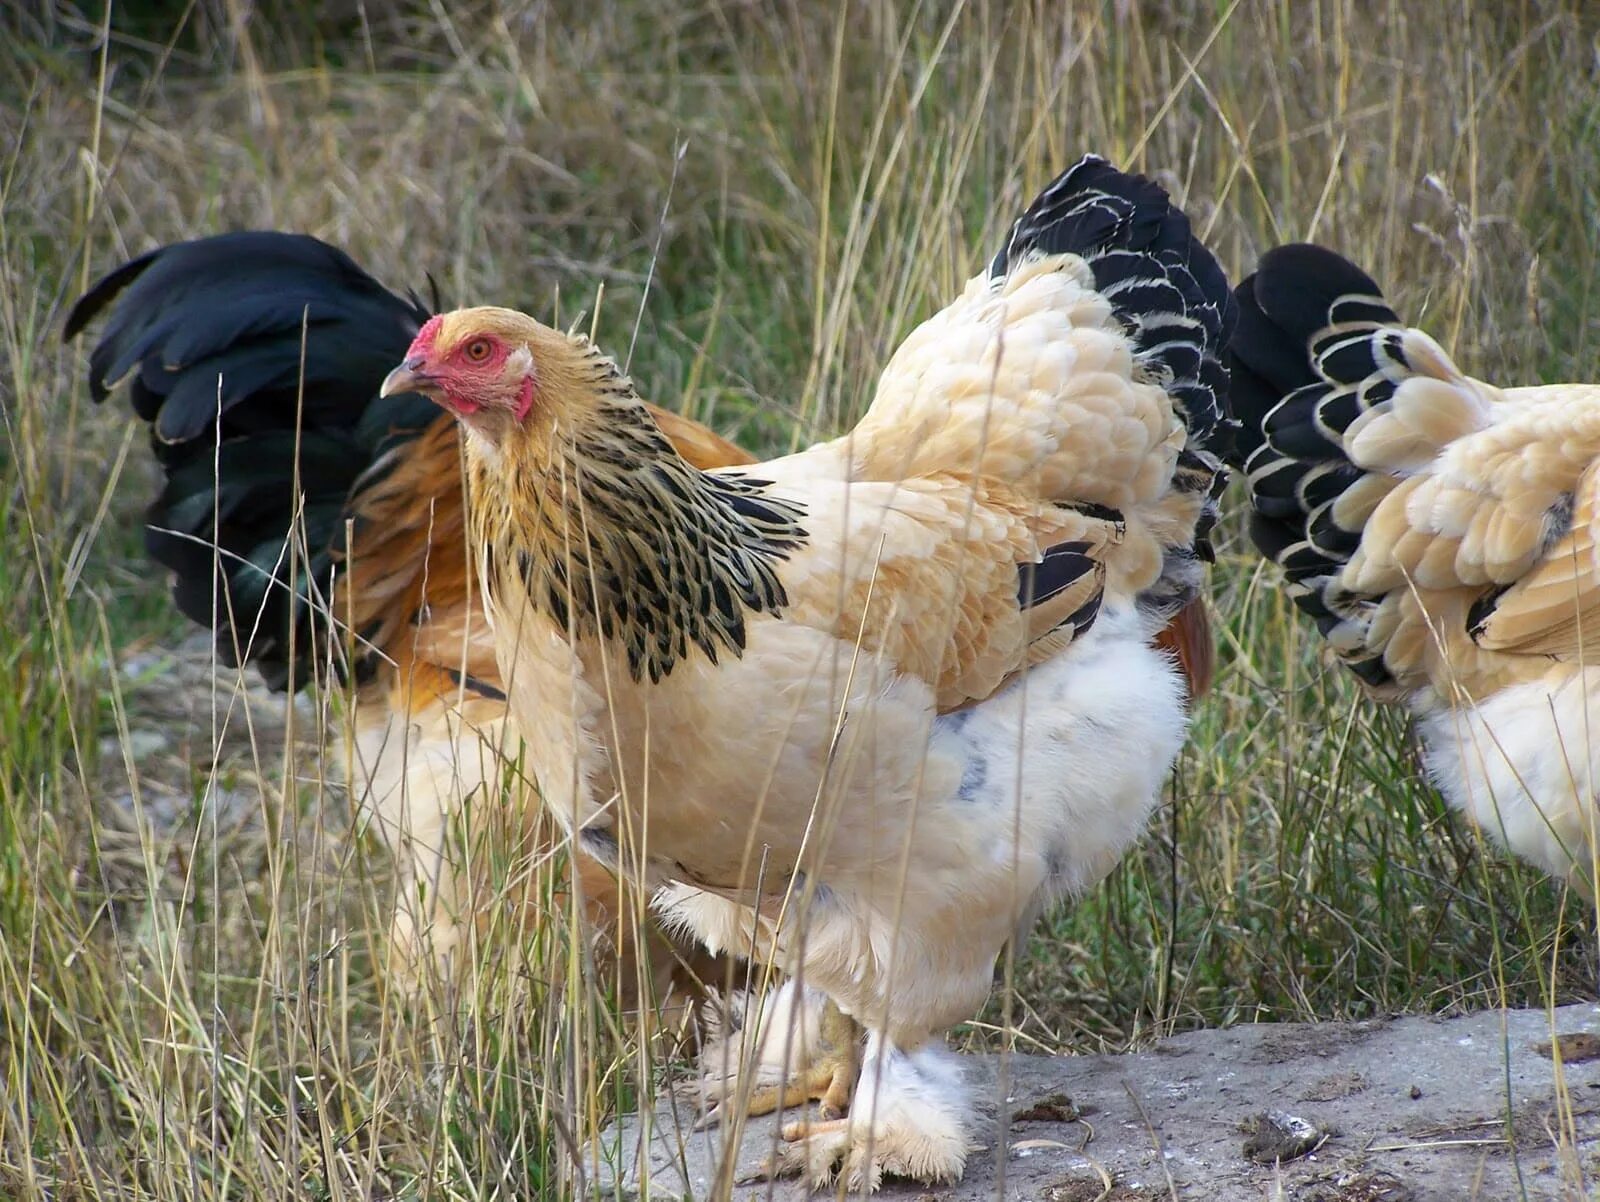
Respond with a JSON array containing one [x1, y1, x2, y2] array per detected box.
[[68, 231, 441, 690]]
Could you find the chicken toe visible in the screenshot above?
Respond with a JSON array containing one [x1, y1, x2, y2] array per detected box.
[[681, 983, 862, 1129]]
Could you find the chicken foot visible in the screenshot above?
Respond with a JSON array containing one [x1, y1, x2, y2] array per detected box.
[[741, 1029, 974, 1190], [682, 984, 862, 1129]]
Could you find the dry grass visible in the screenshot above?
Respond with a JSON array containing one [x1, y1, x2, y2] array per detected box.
[[5, 0, 1600, 1197]]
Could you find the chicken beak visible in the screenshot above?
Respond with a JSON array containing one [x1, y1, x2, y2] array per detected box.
[[380, 356, 437, 399]]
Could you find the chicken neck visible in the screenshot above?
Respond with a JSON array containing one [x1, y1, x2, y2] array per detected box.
[[463, 357, 807, 684]]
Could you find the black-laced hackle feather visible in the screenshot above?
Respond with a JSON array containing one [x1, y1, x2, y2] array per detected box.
[[469, 340, 808, 686]]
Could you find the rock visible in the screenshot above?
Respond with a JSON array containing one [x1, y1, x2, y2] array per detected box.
[[594, 1002, 1600, 1200], [1240, 1109, 1330, 1164]]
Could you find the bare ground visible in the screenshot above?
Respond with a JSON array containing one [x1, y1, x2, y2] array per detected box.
[[604, 1002, 1600, 1201]]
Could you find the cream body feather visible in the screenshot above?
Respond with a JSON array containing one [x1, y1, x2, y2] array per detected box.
[[492, 585, 1184, 1039]]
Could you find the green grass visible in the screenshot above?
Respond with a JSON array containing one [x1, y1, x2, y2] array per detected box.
[[5, 0, 1600, 1197]]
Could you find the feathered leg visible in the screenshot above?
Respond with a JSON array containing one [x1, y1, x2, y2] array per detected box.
[[747, 1029, 974, 1190]]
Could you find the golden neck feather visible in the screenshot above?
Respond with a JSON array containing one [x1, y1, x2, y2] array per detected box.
[[465, 344, 807, 682]]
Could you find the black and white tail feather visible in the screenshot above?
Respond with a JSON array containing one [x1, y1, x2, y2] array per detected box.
[[1225, 243, 1419, 692], [993, 154, 1236, 621], [991, 155, 1235, 456]]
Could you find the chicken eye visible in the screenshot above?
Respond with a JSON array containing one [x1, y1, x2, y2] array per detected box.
[[463, 338, 493, 363]]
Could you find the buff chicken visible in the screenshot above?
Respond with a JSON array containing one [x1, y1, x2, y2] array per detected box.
[[378, 155, 1234, 1188]]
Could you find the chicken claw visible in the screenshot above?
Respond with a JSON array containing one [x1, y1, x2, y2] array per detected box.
[[680, 983, 861, 1129]]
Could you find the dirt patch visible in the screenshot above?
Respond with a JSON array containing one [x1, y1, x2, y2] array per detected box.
[[1251, 1017, 1387, 1064], [1040, 1176, 1163, 1201], [605, 1002, 1600, 1199], [1303, 1071, 1368, 1102], [1292, 1169, 1414, 1201], [1539, 1033, 1600, 1064], [1013, 1092, 1081, 1123]]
